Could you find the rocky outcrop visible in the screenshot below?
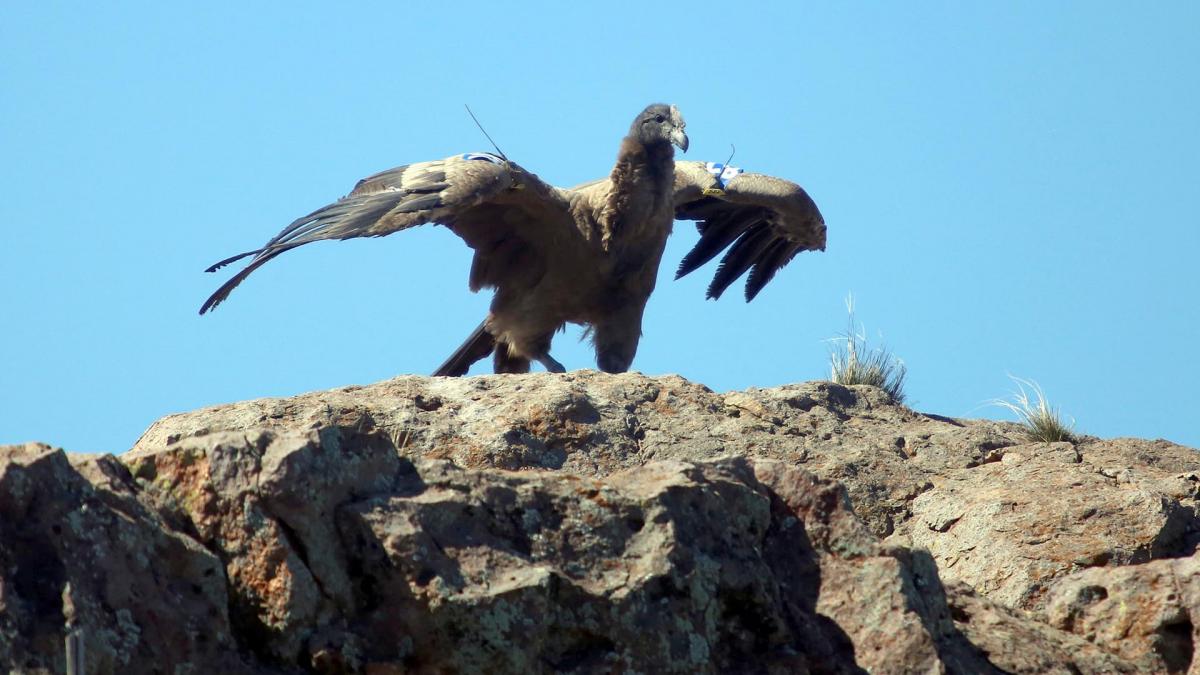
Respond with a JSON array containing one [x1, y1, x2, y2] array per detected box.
[[2, 372, 1197, 673], [133, 373, 1200, 610], [0, 443, 256, 674]]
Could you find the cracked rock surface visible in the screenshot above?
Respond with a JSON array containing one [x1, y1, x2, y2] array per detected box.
[[3, 372, 1197, 673]]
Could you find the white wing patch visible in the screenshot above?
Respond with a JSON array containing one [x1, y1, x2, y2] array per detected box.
[[461, 152, 506, 164]]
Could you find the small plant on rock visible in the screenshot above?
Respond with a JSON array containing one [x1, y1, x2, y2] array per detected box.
[[828, 295, 907, 403], [991, 376, 1075, 442]]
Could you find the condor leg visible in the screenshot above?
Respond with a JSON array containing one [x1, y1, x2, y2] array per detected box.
[[493, 343, 532, 374], [433, 320, 495, 377]]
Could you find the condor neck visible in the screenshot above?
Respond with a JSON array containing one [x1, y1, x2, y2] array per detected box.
[[610, 137, 675, 191]]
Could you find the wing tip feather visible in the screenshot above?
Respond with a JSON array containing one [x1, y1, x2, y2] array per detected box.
[[204, 249, 262, 273]]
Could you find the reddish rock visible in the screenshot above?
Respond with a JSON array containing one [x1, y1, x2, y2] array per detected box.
[[1040, 551, 1200, 673], [0, 443, 254, 673]]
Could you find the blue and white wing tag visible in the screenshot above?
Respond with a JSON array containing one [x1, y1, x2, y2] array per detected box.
[[461, 152, 506, 164], [703, 162, 744, 196]]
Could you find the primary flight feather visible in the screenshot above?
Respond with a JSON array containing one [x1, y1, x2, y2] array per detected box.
[[200, 104, 826, 375]]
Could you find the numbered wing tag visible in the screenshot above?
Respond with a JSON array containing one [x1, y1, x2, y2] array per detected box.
[[703, 162, 744, 196]]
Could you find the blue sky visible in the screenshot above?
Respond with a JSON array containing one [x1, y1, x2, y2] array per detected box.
[[2, 3, 1197, 453]]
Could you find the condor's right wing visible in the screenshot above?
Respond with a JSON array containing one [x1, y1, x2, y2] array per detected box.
[[199, 153, 576, 314]]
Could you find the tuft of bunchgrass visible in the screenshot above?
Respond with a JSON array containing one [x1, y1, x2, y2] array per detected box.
[[828, 297, 907, 403], [991, 376, 1075, 443]]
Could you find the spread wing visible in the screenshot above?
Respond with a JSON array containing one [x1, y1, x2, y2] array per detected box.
[[199, 153, 574, 314], [673, 160, 826, 301]]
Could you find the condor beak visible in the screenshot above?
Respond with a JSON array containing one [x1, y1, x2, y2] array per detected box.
[[671, 128, 689, 153]]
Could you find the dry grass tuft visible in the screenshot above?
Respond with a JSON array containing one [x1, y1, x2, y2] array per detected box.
[[991, 376, 1075, 443], [828, 296, 907, 403]]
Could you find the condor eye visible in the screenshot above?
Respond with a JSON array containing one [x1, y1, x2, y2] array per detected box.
[[654, 114, 665, 123]]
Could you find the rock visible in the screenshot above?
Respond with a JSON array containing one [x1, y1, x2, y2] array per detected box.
[[0, 443, 255, 674], [133, 373, 1200, 609], [944, 581, 1148, 674], [893, 438, 1200, 610], [124, 426, 902, 672], [0, 436, 1112, 674], [1040, 551, 1200, 673], [4, 372, 1196, 672]]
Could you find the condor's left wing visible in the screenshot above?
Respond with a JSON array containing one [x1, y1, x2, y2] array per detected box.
[[673, 160, 826, 301]]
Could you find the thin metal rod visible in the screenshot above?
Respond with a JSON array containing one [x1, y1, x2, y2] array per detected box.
[[464, 104, 508, 161]]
